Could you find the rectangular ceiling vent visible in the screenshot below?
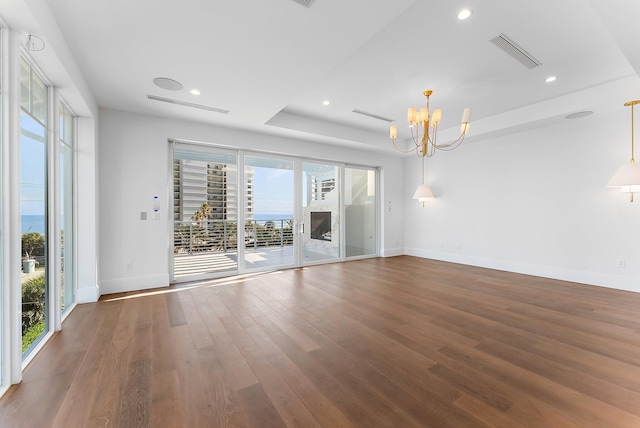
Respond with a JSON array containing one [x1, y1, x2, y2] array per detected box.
[[146, 95, 230, 114], [291, 0, 315, 8], [490, 33, 541, 69], [352, 108, 394, 123]]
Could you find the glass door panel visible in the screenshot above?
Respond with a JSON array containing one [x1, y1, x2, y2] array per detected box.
[[243, 155, 294, 270], [302, 162, 341, 264], [345, 166, 377, 257], [172, 146, 239, 280]]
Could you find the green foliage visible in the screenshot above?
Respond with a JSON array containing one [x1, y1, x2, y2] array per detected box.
[[22, 275, 46, 335], [191, 202, 212, 225], [22, 321, 45, 353], [22, 232, 45, 258]]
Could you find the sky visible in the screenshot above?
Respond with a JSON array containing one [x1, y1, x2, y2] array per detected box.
[[20, 113, 46, 216], [253, 166, 294, 216]]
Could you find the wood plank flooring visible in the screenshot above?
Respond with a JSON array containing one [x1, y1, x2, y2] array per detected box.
[[2, 255, 640, 427]]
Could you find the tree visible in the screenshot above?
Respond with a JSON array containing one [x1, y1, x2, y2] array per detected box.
[[22, 232, 44, 259], [200, 202, 212, 219], [192, 210, 204, 226], [191, 202, 212, 226]]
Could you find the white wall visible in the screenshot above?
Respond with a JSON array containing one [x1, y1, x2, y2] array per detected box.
[[404, 102, 640, 293], [98, 108, 405, 294]]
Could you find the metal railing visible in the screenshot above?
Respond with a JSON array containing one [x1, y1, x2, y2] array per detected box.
[[174, 218, 293, 254]]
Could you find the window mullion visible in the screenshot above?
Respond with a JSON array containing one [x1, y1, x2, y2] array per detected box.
[[48, 87, 61, 331]]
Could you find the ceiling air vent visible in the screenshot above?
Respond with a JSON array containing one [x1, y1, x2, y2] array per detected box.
[[291, 0, 315, 8], [147, 95, 230, 114], [490, 33, 541, 69], [352, 109, 394, 123]]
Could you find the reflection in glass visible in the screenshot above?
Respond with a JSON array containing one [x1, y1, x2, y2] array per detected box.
[[302, 162, 341, 263], [345, 167, 377, 257]]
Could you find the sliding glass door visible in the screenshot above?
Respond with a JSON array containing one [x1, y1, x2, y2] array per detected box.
[[345, 166, 377, 258], [301, 161, 341, 265], [172, 145, 239, 280], [171, 142, 378, 281], [243, 154, 295, 270]]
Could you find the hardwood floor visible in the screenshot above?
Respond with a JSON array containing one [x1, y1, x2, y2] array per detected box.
[[2, 255, 640, 427]]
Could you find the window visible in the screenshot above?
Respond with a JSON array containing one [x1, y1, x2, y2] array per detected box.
[[20, 58, 48, 356], [0, 29, 79, 398]]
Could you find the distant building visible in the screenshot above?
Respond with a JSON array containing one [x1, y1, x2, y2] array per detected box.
[[173, 159, 254, 222]]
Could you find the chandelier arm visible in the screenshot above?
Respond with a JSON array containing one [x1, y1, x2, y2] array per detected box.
[[391, 138, 420, 154], [430, 123, 438, 147], [410, 125, 422, 149], [433, 133, 467, 151], [426, 128, 436, 157]]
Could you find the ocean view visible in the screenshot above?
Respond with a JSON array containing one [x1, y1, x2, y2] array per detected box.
[[253, 213, 292, 221]]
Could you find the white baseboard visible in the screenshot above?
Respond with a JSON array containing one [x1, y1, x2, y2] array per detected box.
[[100, 273, 170, 296], [404, 247, 640, 294], [381, 247, 404, 257]]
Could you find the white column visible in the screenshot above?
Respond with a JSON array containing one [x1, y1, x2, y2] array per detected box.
[[75, 116, 99, 303]]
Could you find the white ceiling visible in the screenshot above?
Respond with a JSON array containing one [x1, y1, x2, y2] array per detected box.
[[6, 0, 640, 154]]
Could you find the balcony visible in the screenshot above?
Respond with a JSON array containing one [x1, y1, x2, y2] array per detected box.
[[173, 218, 294, 277]]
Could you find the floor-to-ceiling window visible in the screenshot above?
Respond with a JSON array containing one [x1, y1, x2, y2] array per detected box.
[[0, 25, 80, 398], [20, 58, 48, 355], [59, 103, 74, 315]]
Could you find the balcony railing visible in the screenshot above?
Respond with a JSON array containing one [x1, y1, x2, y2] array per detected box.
[[174, 218, 293, 254]]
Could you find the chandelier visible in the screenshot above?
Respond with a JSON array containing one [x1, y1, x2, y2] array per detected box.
[[389, 90, 471, 205], [608, 100, 640, 201]]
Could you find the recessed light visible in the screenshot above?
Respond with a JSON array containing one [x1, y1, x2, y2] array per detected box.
[[153, 77, 183, 91], [190, 89, 201, 96], [458, 8, 472, 20], [545, 76, 557, 83], [323, 100, 330, 106]]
